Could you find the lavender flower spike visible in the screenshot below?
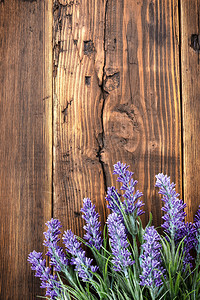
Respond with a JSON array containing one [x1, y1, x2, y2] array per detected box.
[[28, 251, 62, 300], [107, 212, 134, 276], [176, 222, 196, 269], [81, 198, 102, 251], [139, 226, 165, 297], [43, 218, 68, 272], [155, 173, 186, 239], [63, 230, 98, 281], [106, 186, 122, 216], [194, 205, 200, 254], [113, 162, 144, 217]]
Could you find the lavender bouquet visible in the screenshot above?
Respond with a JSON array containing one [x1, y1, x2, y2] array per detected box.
[[28, 162, 200, 300]]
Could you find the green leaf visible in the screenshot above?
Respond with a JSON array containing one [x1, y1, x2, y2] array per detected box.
[[174, 271, 181, 295]]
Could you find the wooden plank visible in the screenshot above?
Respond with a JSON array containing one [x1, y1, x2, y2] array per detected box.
[[53, 0, 181, 236], [101, 0, 182, 227], [53, 0, 107, 235], [0, 1, 52, 299], [181, 1, 200, 221]]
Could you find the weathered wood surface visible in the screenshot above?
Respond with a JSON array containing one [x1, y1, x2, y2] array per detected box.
[[53, 0, 182, 234], [0, 1, 52, 299], [53, 0, 108, 235], [2, 0, 200, 298], [181, 1, 200, 222], [101, 0, 182, 226]]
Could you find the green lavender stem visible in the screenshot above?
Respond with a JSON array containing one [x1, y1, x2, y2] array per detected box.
[[133, 235, 140, 278]]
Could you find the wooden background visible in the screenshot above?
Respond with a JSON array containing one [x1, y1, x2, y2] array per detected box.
[[0, 0, 199, 298]]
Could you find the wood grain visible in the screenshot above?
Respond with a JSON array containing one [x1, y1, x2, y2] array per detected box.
[[181, 1, 200, 221], [0, 1, 52, 299], [102, 0, 182, 227], [53, 0, 108, 235], [53, 0, 182, 234], [0, 0, 194, 298]]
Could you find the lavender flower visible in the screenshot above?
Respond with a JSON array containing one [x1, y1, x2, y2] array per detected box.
[[43, 218, 68, 272], [194, 206, 200, 224], [139, 226, 164, 293], [81, 198, 102, 251], [28, 251, 62, 300], [175, 222, 196, 269], [107, 212, 134, 276], [113, 162, 144, 216], [155, 173, 186, 239], [106, 186, 122, 216], [113, 162, 134, 187], [194, 206, 200, 254], [63, 230, 98, 281]]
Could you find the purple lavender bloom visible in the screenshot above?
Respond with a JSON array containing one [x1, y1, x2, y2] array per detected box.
[[107, 212, 134, 276], [194, 206, 200, 224], [113, 162, 134, 187], [175, 222, 196, 268], [194, 206, 200, 254], [113, 162, 144, 217], [106, 186, 122, 216], [28, 251, 62, 300], [81, 198, 102, 251], [155, 173, 186, 239], [63, 230, 98, 281], [44, 219, 61, 245], [43, 218, 68, 272], [139, 226, 164, 290]]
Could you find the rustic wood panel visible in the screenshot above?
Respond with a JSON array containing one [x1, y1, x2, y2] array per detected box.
[[53, 0, 107, 235], [181, 1, 200, 222], [101, 0, 182, 227], [53, 0, 182, 233], [0, 1, 52, 299]]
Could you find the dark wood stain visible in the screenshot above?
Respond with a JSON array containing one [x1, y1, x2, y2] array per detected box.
[[0, 1, 52, 299]]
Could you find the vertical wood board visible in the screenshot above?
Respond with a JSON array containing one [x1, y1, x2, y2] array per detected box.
[[181, 1, 200, 221], [0, 1, 52, 299], [53, 0, 107, 235], [101, 0, 182, 227]]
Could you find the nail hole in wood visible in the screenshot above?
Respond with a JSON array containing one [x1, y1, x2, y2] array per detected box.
[[84, 40, 94, 55], [191, 34, 200, 52], [85, 76, 91, 86]]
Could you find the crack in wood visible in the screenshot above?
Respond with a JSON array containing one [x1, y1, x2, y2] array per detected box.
[[96, 0, 109, 194], [62, 99, 73, 123]]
